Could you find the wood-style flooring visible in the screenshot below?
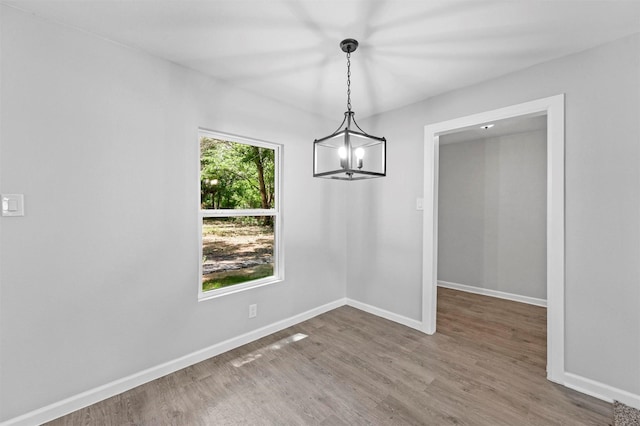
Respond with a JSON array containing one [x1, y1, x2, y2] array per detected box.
[[46, 288, 612, 425]]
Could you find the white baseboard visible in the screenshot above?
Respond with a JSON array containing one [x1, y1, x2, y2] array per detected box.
[[437, 280, 547, 307], [17, 294, 636, 425], [564, 372, 640, 410], [346, 298, 423, 331], [1, 298, 347, 426]]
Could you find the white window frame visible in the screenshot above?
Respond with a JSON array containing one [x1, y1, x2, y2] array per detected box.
[[198, 129, 283, 301]]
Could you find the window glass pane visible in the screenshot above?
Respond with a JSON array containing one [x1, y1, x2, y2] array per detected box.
[[200, 137, 275, 210], [202, 216, 274, 292]]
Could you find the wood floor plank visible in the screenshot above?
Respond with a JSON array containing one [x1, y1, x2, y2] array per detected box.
[[45, 288, 612, 425]]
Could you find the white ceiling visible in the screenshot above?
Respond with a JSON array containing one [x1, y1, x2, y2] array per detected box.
[[439, 114, 547, 145], [4, 1, 640, 120]]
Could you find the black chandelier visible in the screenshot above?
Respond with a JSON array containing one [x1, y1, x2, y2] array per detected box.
[[313, 39, 387, 180]]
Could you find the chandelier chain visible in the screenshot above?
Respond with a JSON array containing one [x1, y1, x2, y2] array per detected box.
[[346, 50, 352, 112]]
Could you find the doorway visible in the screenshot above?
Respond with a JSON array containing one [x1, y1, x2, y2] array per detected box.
[[421, 95, 565, 384]]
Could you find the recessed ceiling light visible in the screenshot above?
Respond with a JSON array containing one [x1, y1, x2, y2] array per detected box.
[[480, 124, 494, 130]]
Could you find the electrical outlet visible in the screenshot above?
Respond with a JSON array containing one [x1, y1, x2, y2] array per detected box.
[[2, 194, 24, 217], [249, 304, 257, 318]]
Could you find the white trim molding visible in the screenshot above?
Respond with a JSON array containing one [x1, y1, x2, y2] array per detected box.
[[6, 290, 639, 425], [423, 94, 565, 384], [0, 298, 347, 426], [346, 299, 423, 331], [564, 372, 640, 410], [0, 297, 426, 426], [438, 280, 547, 307], [0, 297, 428, 425]]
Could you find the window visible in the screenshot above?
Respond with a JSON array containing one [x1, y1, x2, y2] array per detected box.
[[198, 130, 282, 299]]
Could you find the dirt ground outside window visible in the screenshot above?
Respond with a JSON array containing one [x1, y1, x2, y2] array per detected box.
[[202, 219, 274, 291]]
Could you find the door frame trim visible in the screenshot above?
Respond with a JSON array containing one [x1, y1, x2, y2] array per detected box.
[[421, 94, 565, 383]]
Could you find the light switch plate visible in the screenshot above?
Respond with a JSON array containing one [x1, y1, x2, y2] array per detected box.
[[2, 194, 24, 217], [416, 197, 424, 211]]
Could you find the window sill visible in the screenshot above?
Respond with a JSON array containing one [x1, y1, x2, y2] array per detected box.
[[198, 276, 283, 302]]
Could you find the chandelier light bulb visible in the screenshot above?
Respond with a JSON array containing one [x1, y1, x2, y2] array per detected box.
[[338, 146, 348, 169], [338, 146, 348, 159], [355, 147, 364, 169]]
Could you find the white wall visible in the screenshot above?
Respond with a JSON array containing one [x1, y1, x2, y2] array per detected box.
[[0, 6, 346, 421], [352, 34, 640, 397], [2, 4, 639, 420], [437, 130, 547, 300]]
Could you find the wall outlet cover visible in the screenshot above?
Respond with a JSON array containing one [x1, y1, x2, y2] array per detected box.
[[2, 194, 24, 217]]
